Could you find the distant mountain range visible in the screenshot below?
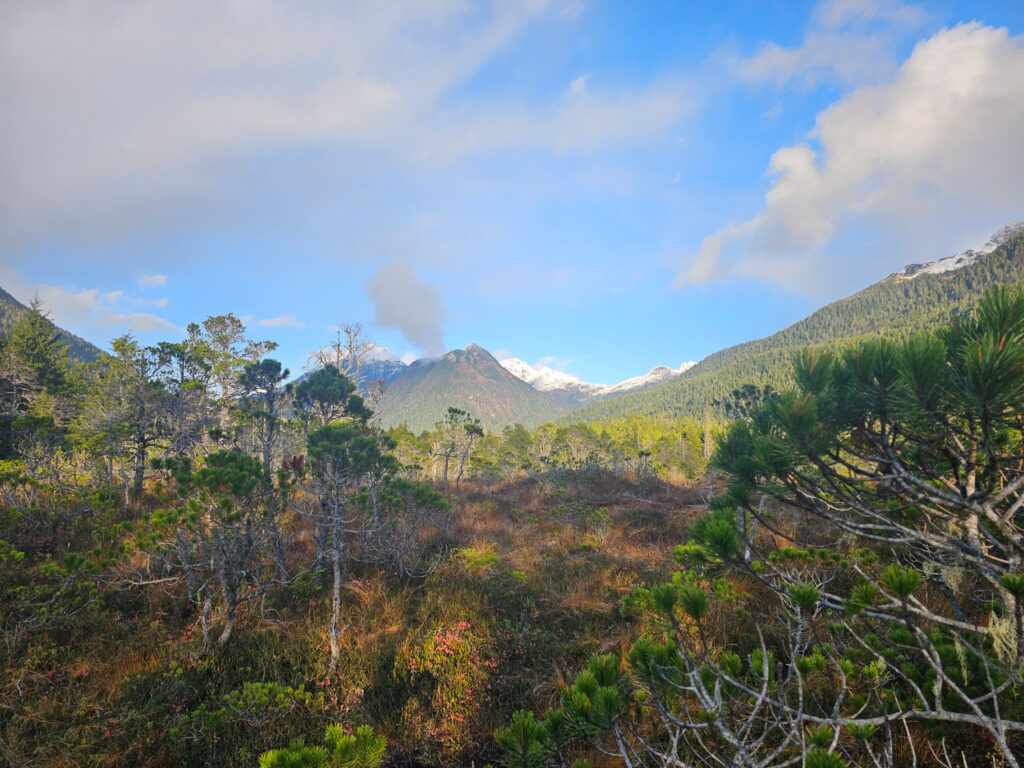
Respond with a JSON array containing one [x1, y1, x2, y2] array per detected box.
[[327, 342, 696, 433], [352, 343, 695, 432], [570, 221, 1024, 424], [499, 358, 695, 409], [0, 286, 103, 363]]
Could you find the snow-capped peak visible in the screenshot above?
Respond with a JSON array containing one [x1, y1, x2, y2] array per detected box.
[[603, 362, 697, 396], [365, 343, 400, 362], [895, 221, 1024, 279], [500, 358, 697, 404], [500, 358, 603, 393]]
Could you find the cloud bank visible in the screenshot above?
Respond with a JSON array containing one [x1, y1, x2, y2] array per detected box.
[[677, 22, 1024, 293], [0, 0, 692, 248]]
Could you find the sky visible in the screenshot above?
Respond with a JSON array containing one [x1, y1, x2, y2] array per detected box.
[[2, 0, 1023, 385]]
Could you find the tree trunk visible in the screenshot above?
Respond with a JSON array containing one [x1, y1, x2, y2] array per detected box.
[[262, 418, 275, 473], [312, 515, 330, 585], [199, 590, 213, 650], [131, 440, 146, 505], [180, 537, 197, 603], [329, 518, 343, 670], [455, 450, 469, 497], [216, 590, 236, 647], [270, 520, 289, 587], [217, 564, 237, 646]]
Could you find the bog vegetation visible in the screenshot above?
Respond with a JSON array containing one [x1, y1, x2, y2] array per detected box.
[[1, 291, 1023, 767]]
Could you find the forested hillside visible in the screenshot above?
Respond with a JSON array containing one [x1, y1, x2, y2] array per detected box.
[[0, 286, 103, 363], [374, 344, 560, 433], [571, 228, 1024, 422]]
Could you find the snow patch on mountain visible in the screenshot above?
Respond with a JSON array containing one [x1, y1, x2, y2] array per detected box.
[[501, 359, 592, 389], [895, 221, 1024, 279], [365, 343, 400, 362], [500, 358, 696, 403], [604, 363, 696, 396]]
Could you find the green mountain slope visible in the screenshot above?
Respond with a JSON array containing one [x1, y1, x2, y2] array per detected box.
[[374, 344, 561, 433], [569, 228, 1024, 423], [0, 285, 104, 363]]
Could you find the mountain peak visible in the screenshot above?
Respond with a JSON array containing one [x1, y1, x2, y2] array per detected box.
[[373, 343, 559, 432], [603, 362, 696, 396], [983, 221, 1024, 250], [894, 220, 1024, 280], [441, 343, 497, 364]]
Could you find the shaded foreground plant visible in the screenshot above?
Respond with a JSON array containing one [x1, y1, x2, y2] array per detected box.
[[258, 724, 386, 768]]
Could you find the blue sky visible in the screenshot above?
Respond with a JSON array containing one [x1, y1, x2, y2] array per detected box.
[[2, 0, 1023, 384]]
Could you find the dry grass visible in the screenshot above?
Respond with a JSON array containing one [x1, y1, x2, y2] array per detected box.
[[2, 470, 713, 768]]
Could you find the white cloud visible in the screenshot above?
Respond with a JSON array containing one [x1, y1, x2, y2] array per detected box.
[[676, 22, 1024, 293], [0, 0, 690, 245], [567, 74, 589, 97], [138, 273, 167, 287], [258, 315, 305, 328], [736, 0, 927, 89], [133, 297, 170, 308], [738, 32, 892, 89], [0, 1, 538, 241], [427, 74, 693, 158], [365, 262, 446, 355], [0, 264, 181, 336], [537, 355, 576, 373], [92, 310, 181, 333], [813, 0, 927, 31]]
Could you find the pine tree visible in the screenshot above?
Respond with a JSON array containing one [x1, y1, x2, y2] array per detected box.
[[8, 299, 72, 394]]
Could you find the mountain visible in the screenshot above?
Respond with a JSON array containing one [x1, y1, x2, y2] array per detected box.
[[291, 346, 408, 396], [301, 344, 695, 426], [893, 221, 1024, 279], [357, 357, 408, 388], [499, 358, 605, 410], [568, 222, 1024, 424], [603, 363, 697, 397], [372, 344, 561, 433], [0, 285, 104, 363], [500, 358, 696, 409]]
